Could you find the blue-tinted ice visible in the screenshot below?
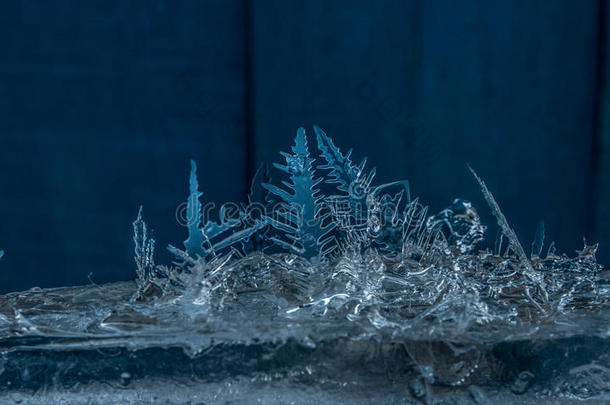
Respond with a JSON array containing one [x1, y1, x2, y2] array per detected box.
[[0, 128, 608, 404]]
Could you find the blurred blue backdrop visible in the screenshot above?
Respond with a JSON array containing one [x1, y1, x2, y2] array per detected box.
[[1, 0, 609, 292]]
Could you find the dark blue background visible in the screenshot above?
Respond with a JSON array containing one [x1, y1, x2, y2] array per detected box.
[[1, 0, 609, 292]]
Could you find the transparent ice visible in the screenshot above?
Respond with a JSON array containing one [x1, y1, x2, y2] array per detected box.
[[0, 128, 609, 404]]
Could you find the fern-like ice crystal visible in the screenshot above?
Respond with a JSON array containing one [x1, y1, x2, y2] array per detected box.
[[263, 128, 336, 259]]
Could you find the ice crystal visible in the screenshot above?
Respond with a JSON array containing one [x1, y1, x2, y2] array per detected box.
[[183, 160, 208, 258], [426, 198, 484, 254], [263, 128, 336, 259], [102, 127, 610, 399], [531, 220, 545, 257], [0, 127, 609, 403], [468, 166, 542, 283], [177, 160, 265, 260], [315, 125, 375, 230], [128, 127, 608, 333], [314, 125, 375, 196]]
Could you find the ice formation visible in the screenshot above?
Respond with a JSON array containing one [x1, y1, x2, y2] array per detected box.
[[0, 127, 609, 404], [134, 127, 607, 327]]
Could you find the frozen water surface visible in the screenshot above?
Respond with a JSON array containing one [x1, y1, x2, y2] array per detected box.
[[0, 128, 609, 404]]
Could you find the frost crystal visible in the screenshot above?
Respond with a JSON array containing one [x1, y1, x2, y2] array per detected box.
[[133, 207, 155, 288], [128, 127, 607, 334], [468, 166, 541, 283], [315, 125, 375, 229], [263, 128, 336, 259], [183, 160, 208, 258], [178, 159, 265, 260], [123, 127, 609, 398], [0, 127, 608, 403]]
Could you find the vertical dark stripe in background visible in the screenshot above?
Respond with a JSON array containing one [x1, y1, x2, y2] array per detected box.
[[243, 0, 255, 193], [588, 0, 605, 242], [593, 0, 610, 264]]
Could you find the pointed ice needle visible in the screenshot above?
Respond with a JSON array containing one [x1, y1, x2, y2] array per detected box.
[[468, 166, 548, 308]]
